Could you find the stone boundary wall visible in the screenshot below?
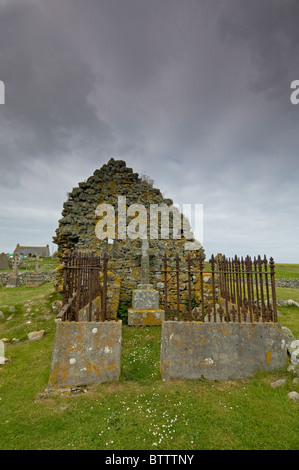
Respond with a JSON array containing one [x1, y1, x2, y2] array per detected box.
[[0, 270, 56, 286], [160, 321, 288, 381], [275, 278, 299, 289]]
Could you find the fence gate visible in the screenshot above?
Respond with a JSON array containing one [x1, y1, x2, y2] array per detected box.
[[56, 251, 110, 322]]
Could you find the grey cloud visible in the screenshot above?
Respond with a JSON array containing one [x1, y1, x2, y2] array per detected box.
[[217, 0, 299, 101]]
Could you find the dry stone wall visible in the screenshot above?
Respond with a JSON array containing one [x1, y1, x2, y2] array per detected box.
[[0, 270, 56, 287], [275, 279, 299, 289]]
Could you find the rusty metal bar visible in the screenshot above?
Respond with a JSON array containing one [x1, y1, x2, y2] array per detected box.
[[56, 292, 77, 320], [263, 255, 271, 313], [257, 255, 266, 321], [163, 253, 168, 320], [245, 256, 253, 323], [222, 256, 229, 322], [101, 251, 108, 321], [197, 252, 205, 322], [228, 258, 233, 303], [209, 255, 217, 322], [187, 252, 192, 318], [269, 257, 278, 322], [236, 256, 242, 312], [231, 257, 236, 304], [174, 253, 180, 320], [88, 253, 93, 322]]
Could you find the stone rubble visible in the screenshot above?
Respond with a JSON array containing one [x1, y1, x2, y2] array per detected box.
[[27, 330, 45, 342]]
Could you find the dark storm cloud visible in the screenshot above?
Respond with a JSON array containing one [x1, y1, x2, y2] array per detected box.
[[217, 0, 299, 100], [0, 1, 112, 173]]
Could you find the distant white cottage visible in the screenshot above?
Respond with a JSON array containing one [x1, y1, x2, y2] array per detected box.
[[14, 244, 50, 258]]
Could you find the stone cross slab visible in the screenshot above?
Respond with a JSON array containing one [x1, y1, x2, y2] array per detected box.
[[138, 239, 152, 288]]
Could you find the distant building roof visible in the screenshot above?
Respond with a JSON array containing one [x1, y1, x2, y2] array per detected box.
[[14, 244, 50, 257]]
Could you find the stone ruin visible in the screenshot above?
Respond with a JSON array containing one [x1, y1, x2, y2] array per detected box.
[[53, 158, 205, 314]]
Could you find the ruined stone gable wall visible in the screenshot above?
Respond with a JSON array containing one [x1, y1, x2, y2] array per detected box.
[[53, 158, 204, 306]]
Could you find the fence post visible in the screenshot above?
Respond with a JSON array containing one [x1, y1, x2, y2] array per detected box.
[[234, 256, 241, 322], [163, 253, 168, 320], [175, 253, 181, 320], [245, 255, 253, 323], [257, 255, 266, 321], [197, 252, 205, 322], [101, 252, 108, 321], [186, 252, 193, 319], [222, 256, 229, 322], [263, 255, 271, 313], [269, 257, 278, 323], [209, 254, 217, 322]]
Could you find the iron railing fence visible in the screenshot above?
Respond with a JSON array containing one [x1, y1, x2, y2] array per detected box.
[[162, 252, 278, 323], [57, 251, 110, 321], [217, 254, 277, 323], [56, 250, 278, 324]]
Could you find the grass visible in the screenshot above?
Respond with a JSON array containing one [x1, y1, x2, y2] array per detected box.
[[0, 279, 299, 450], [276, 287, 299, 338], [181, 262, 299, 279], [274, 264, 299, 279], [0, 256, 59, 272], [1, 260, 298, 277]]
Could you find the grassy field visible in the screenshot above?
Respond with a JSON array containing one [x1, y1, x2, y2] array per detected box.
[[0, 257, 59, 272], [202, 262, 299, 278], [0, 274, 299, 450], [1, 258, 299, 276], [274, 264, 299, 279]]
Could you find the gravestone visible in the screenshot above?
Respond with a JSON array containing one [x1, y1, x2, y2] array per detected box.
[[0, 253, 10, 270], [6, 255, 22, 288], [128, 240, 164, 326]]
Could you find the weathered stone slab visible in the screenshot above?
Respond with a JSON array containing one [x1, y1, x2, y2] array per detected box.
[[132, 289, 159, 310], [48, 321, 122, 389], [6, 274, 20, 288], [0, 253, 10, 270], [161, 321, 288, 381], [128, 308, 164, 326]]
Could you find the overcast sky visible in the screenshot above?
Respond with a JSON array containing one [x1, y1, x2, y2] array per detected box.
[[0, 0, 298, 262]]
